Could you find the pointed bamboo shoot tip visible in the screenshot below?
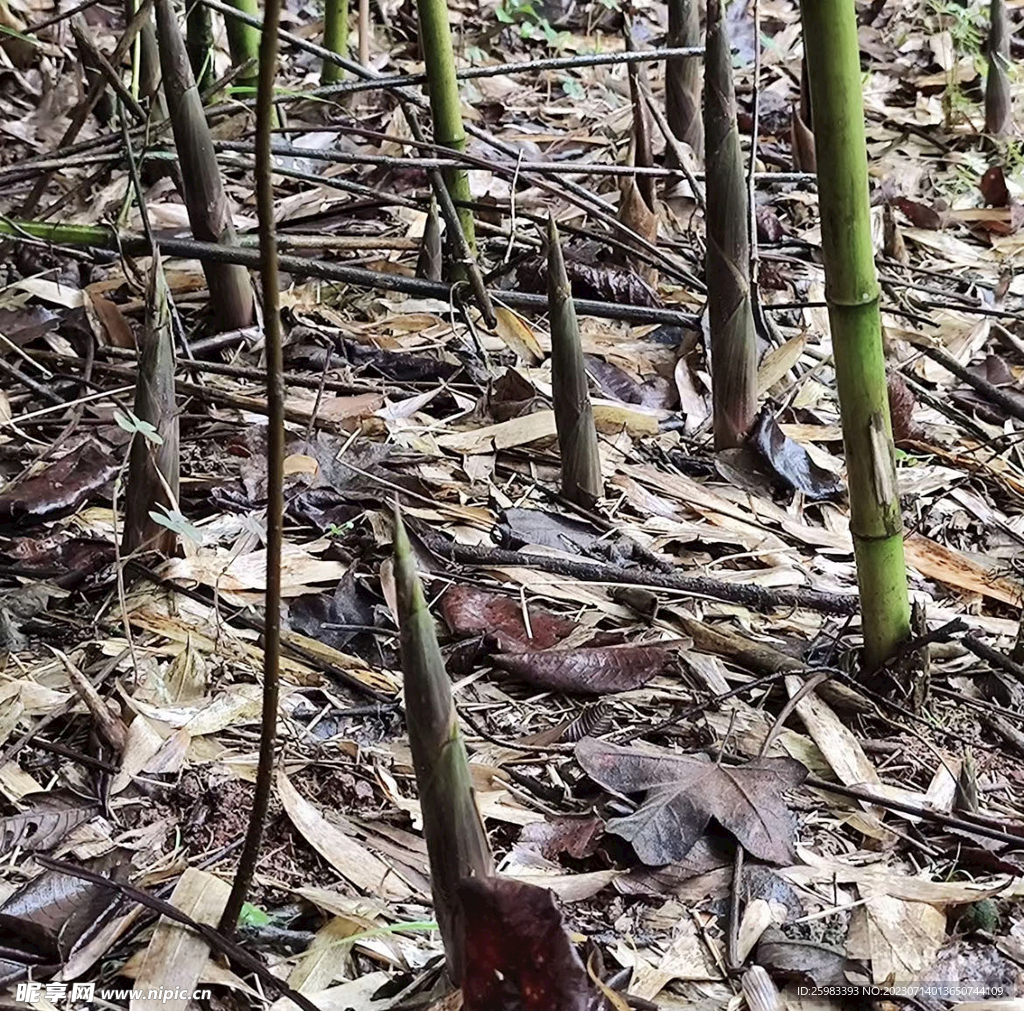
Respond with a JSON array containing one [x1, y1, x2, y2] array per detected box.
[[546, 213, 559, 252], [392, 498, 410, 563]]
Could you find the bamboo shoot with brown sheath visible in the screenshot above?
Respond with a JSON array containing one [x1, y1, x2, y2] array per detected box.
[[547, 215, 602, 508], [665, 0, 703, 163], [704, 0, 757, 450], [122, 254, 179, 557], [393, 505, 493, 983], [155, 0, 254, 330]]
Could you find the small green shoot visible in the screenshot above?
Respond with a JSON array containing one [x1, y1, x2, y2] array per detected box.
[[114, 409, 164, 445]]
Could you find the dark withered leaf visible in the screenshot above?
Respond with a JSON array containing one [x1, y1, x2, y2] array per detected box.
[[441, 585, 579, 653], [756, 928, 864, 987], [0, 850, 127, 968], [494, 643, 678, 695], [887, 373, 924, 444], [517, 251, 661, 308], [755, 206, 785, 243], [288, 569, 377, 651], [576, 738, 807, 865], [894, 196, 947, 230], [749, 408, 842, 501], [980, 165, 1010, 207], [460, 877, 603, 1011], [0, 305, 58, 346], [615, 834, 735, 896], [499, 506, 599, 554], [0, 792, 100, 856], [584, 355, 644, 404], [0, 442, 117, 525]]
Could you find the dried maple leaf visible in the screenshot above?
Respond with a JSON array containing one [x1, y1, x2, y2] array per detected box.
[[575, 738, 807, 865], [442, 585, 579, 652]]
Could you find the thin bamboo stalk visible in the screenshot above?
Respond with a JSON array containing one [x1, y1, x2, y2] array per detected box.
[[801, 0, 911, 667], [985, 0, 1012, 137], [415, 0, 475, 259], [321, 0, 348, 85], [357, 0, 368, 65], [704, 0, 756, 449], [223, 0, 260, 95], [217, 0, 285, 934]]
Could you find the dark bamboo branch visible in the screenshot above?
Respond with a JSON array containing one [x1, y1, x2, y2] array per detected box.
[[0, 223, 702, 328], [415, 531, 859, 615], [217, 0, 284, 936], [985, 0, 1012, 137]]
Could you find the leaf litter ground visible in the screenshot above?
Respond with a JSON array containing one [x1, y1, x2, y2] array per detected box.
[[0, 0, 1023, 1008]]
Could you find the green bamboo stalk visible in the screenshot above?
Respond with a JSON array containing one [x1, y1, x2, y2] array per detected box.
[[415, 0, 475, 261], [801, 0, 911, 668], [224, 0, 260, 96], [321, 0, 348, 85], [393, 505, 493, 983], [985, 0, 1012, 137], [122, 253, 179, 557], [547, 215, 602, 508], [154, 0, 254, 330], [704, 0, 756, 450], [665, 0, 703, 163], [186, 0, 216, 94]]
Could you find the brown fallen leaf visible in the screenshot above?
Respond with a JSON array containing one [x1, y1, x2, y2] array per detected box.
[[895, 196, 948, 230], [442, 584, 579, 652], [459, 876, 603, 1011], [575, 738, 807, 865], [0, 442, 118, 525], [493, 643, 680, 695], [517, 816, 605, 861]]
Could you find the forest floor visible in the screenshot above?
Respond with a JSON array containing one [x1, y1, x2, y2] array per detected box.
[[0, 0, 1023, 1008]]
